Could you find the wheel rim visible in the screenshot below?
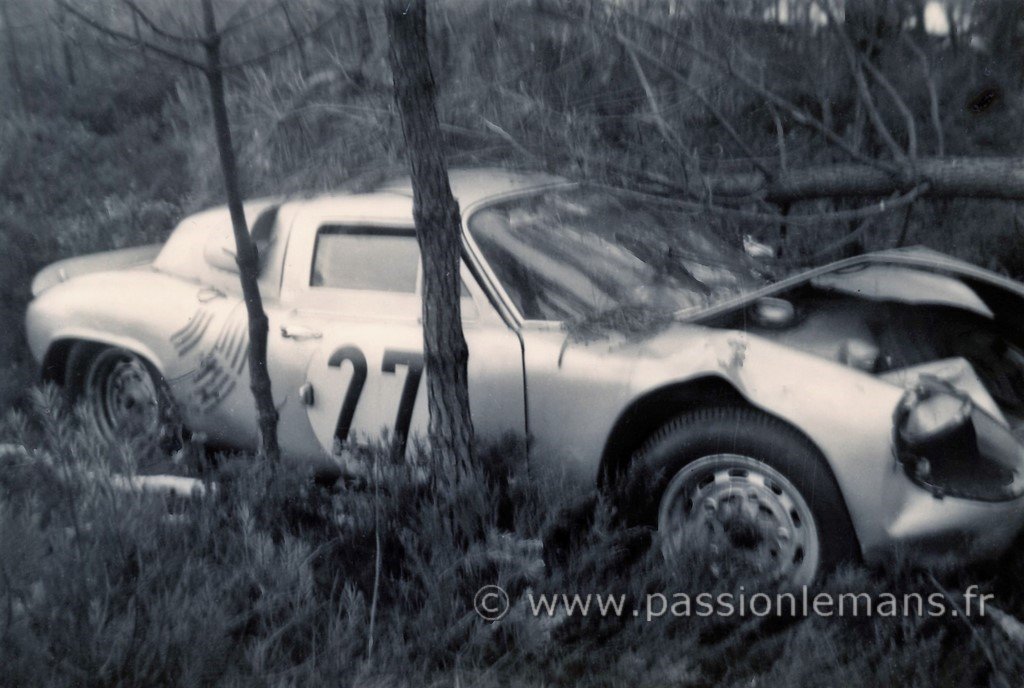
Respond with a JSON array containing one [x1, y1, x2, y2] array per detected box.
[[85, 349, 161, 443], [658, 453, 820, 586]]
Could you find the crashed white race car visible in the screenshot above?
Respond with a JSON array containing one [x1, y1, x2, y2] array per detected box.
[[25, 169, 1024, 584]]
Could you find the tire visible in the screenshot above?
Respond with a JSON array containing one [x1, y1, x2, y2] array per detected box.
[[65, 342, 181, 452], [625, 406, 858, 586]]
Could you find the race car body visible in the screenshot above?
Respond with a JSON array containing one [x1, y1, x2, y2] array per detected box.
[[26, 169, 1024, 583]]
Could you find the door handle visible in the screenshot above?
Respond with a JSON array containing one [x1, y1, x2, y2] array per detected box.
[[280, 324, 322, 340]]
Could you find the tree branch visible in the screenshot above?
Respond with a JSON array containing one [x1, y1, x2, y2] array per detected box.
[[120, 0, 205, 45], [681, 183, 928, 225], [823, 3, 908, 164], [621, 39, 684, 152], [599, 5, 902, 175], [703, 158, 1024, 203], [57, 0, 204, 70], [860, 54, 918, 161], [615, 30, 773, 178], [220, 3, 347, 71], [903, 34, 945, 157]]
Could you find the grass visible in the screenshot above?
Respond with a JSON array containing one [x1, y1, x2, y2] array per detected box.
[[2, 387, 1024, 687]]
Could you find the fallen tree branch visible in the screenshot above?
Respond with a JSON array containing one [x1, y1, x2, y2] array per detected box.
[[602, 182, 930, 225], [702, 158, 1024, 202]]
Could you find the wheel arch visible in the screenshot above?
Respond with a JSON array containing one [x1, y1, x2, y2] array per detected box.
[[600, 376, 830, 487], [41, 333, 166, 388], [598, 375, 863, 558]]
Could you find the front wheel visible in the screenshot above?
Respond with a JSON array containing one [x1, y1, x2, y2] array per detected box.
[[629, 407, 858, 586]]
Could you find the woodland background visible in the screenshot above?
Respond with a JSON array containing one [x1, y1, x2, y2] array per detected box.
[[3, 1, 1024, 685]]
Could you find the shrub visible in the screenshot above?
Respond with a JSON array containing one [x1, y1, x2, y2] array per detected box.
[[2, 391, 1024, 686]]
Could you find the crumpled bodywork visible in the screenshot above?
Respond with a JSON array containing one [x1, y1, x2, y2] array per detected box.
[[536, 247, 1024, 564]]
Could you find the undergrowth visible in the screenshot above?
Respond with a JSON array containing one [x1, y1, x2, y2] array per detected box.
[[1, 386, 1023, 687]]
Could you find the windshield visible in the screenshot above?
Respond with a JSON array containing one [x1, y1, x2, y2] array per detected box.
[[468, 187, 764, 321]]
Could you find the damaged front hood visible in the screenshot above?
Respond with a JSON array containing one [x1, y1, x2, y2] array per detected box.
[[682, 246, 1024, 327]]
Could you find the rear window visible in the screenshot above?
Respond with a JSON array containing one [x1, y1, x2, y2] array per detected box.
[[311, 226, 420, 292]]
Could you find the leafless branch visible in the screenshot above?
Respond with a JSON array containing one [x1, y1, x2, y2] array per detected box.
[[220, 0, 262, 31], [903, 35, 945, 157], [599, 5, 902, 175], [220, 3, 346, 70], [893, 198, 915, 247], [622, 40, 684, 152], [807, 213, 881, 263], [859, 53, 919, 161], [220, 0, 286, 37], [615, 30, 773, 178], [480, 118, 540, 161], [768, 102, 787, 172], [822, 3, 908, 164], [56, 0, 204, 70], [606, 181, 931, 226], [120, 0, 205, 45]]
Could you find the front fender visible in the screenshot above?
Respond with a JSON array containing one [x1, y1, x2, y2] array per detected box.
[[624, 329, 907, 553], [523, 324, 912, 559]]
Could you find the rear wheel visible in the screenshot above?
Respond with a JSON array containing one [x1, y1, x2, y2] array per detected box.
[[629, 406, 858, 586], [66, 343, 179, 451]]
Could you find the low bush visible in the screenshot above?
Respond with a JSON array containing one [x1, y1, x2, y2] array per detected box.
[[1, 389, 1023, 686]]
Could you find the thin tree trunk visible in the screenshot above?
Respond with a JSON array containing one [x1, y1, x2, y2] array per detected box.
[[279, 0, 308, 76], [131, 10, 148, 63], [56, 8, 76, 86], [386, 0, 474, 472], [201, 0, 280, 464], [1, 0, 25, 110]]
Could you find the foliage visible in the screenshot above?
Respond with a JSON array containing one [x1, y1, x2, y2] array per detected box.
[[1, 392, 1023, 686]]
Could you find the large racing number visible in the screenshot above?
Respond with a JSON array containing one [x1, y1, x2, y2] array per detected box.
[[328, 346, 367, 444], [328, 345, 424, 450]]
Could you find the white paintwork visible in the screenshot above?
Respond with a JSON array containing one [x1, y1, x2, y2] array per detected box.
[[24, 168, 1024, 564]]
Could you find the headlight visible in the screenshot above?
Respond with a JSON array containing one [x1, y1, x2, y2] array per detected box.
[[894, 376, 1024, 501]]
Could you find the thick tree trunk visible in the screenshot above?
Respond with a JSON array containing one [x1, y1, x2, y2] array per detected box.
[[386, 0, 474, 472], [201, 0, 280, 464], [703, 157, 1024, 204]]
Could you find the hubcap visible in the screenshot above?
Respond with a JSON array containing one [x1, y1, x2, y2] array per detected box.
[[86, 350, 161, 443], [658, 454, 820, 586]]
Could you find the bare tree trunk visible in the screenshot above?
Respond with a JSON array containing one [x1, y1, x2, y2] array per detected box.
[[1, 0, 25, 110], [386, 0, 474, 472], [201, 0, 280, 464], [55, 8, 76, 86], [131, 9, 148, 63], [279, 0, 308, 76]]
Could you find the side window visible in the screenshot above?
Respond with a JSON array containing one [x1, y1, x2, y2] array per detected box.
[[310, 224, 473, 298], [311, 226, 420, 292]]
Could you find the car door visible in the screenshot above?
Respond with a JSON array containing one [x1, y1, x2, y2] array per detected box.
[[277, 210, 526, 459]]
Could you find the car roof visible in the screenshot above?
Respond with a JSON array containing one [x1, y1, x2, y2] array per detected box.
[[378, 167, 567, 207], [282, 167, 568, 223]]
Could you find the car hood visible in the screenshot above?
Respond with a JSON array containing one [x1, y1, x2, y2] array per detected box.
[[31, 244, 162, 298], [683, 246, 1024, 327]]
